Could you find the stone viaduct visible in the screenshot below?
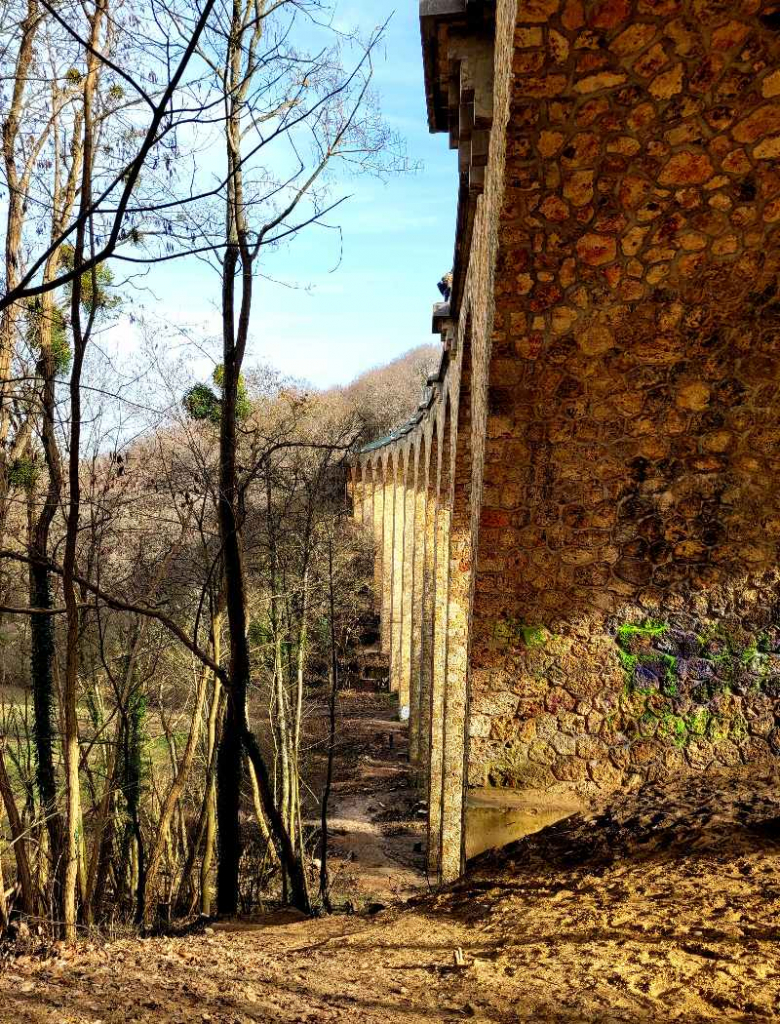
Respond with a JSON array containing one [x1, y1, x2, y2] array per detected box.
[[350, 0, 780, 882]]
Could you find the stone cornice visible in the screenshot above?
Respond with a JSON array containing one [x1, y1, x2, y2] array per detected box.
[[420, 0, 495, 318], [357, 5, 494, 462]]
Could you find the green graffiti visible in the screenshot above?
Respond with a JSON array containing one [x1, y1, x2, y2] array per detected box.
[[617, 621, 668, 647], [612, 618, 775, 752]]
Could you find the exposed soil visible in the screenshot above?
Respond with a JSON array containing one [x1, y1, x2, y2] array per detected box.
[[312, 690, 427, 905], [3, 695, 780, 1023]]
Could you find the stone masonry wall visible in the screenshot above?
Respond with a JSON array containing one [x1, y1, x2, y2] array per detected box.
[[469, 0, 780, 799]]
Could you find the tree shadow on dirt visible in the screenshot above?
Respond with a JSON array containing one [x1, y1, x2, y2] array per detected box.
[[4, 984, 737, 1024]]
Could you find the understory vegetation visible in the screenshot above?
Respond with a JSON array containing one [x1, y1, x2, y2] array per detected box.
[[0, 0, 436, 941]]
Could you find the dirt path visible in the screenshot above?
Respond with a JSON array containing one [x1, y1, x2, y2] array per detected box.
[[4, 707, 780, 1023], [325, 789, 424, 903], [312, 693, 427, 908]]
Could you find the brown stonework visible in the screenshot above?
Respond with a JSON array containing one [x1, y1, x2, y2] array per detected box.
[[409, 445, 429, 766], [427, 410, 452, 877], [354, 0, 780, 885], [381, 456, 395, 660], [400, 450, 417, 715], [391, 452, 407, 695], [440, 348, 475, 882], [370, 464, 384, 620], [417, 431, 439, 792], [361, 463, 372, 532]]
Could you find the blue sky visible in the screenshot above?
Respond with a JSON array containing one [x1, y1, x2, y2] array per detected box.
[[137, 2, 457, 390]]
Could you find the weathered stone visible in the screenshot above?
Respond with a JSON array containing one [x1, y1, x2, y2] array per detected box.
[[588, 759, 623, 787], [686, 738, 714, 771], [762, 70, 780, 99], [564, 170, 595, 207], [732, 104, 780, 144], [611, 23, 658, 55], [552, 756, 589, 782], [588, 0, 630, 29], [754, 136, 780, 160], [650, 64, 684, 99], [659, 151, 714, 185], [528, 740, 557, 766], [561, 0, 584, 30], [634, 42, 670, 78], [627, 102, 657, 130], [540, 195, 570, 222], [664, 17, 696, 55], [712, 234, 739, 255], [722, 148, 751, 173], [516, 26, 543, 48], [764, 198, 780, 223], [549, 29, 570, 64], [562, 132, 601, 166], [469, 715, 492, 739], [552, 306, 579, 335], [619, 174, 652, 208], [711, 20, 751, 51], [576, 233, 617, 266], [551, 731, 577, 756], [521, 74, 568, 97], [576, 734, 608, 760], [577, 320, 615, 355], [607, 135, 641, 156], [676, 382, 710, 410], [714, 740, 741, 767], [513, 51, 545, 74], [520, 0, 561, 23], [575, 72, 628, 94]]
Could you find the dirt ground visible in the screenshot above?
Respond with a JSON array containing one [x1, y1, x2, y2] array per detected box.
[[3, 693, 780, 1023], [309, 691, 427, 906]]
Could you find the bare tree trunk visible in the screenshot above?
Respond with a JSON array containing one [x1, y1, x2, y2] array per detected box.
[[28, 94, 83, 915], [320, 538, 339, 909], [0, 745, 35, 914], [200, 632, 223, 916], [245, 755, 275, 855], [215, 7, 309, 913], [60, 0, 106, 940], [200, 705, 219, 915], [143, 658, 211, 926], [172, 674, 223, 917], [286, 570, 309, 868], [0, 0, 40, 455]]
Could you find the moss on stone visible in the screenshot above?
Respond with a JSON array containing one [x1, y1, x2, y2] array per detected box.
[[494, 617, 549, 650], [730, 714, 748, 743]]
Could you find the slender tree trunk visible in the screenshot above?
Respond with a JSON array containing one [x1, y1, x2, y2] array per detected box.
[[199, 657, 222, 917], [216, 690, 242, 914], [0, 745, 35, 914], [320, 538, 339, 908], [28, 563, 62, 899], [174, 676, 223, 917], [214, 0, 311, 916], [245, 754, 275, 854], [28, 325, 65, 902], [266, 475, 291, 840], [27, 94, 83, 919], [201, 758, 218, 915], [143, 659, 211, 925], [60, 0, 106, 941], [292, 572, 309, 862], [0, 0, 40, 456]]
